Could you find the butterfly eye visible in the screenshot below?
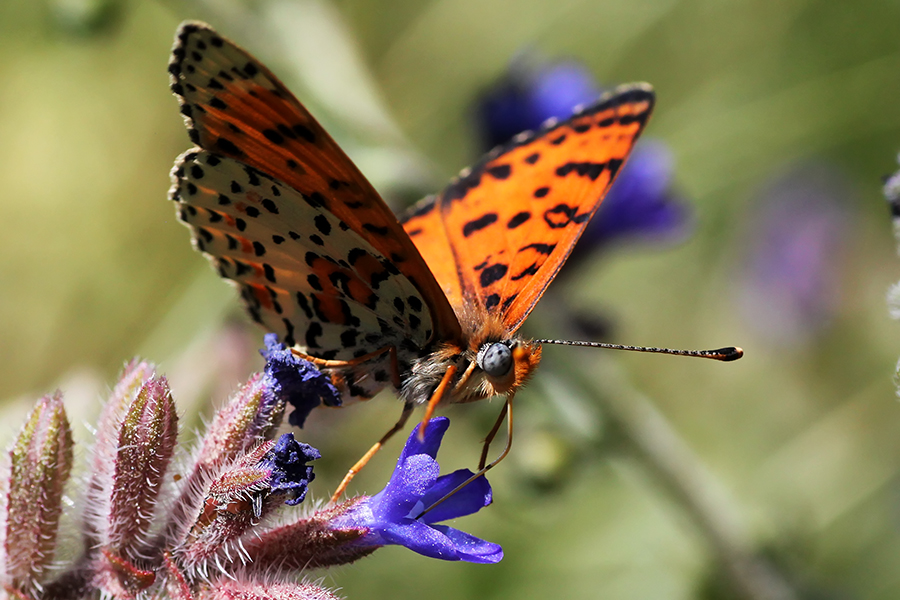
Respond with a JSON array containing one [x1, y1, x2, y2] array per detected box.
[[478, 342, 513, 379]]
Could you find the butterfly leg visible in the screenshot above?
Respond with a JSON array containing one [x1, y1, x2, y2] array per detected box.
[[291, 345, 402, 389], [416, 394, 515, 520], [330, 400, 415, 504], [417, 365, 458, 441]]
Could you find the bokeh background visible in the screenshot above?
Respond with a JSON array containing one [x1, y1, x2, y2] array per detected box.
[[3, 0, 900, 598]]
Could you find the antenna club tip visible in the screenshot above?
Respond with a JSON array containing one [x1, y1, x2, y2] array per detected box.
[[717, 346, 743, 361]]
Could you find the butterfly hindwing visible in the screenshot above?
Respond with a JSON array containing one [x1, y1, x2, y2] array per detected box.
[[171, 150, 435, 367], [401, 85, 654, 330], [169, 21, 461, 345]]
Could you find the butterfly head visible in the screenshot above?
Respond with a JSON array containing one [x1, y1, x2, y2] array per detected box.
[[460, 336, 541, 401]]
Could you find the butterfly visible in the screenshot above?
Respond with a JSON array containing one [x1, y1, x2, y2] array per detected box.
[[168, 22, 739, 502]]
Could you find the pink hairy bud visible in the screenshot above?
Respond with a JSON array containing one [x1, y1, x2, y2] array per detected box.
[[196, 373, 285, 470], [2, 392, 73, 598], [239, 499, 372, 576], [84, 360, 157, 542], [105, 376, 178, 559], [176, 442, 276, 570], [196, 580, 341, 600]]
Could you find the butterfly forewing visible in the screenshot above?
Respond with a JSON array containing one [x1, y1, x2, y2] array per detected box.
[[171, 150, 436, 370], [401, 85, 654, 331], [169, 21, 461, 345]]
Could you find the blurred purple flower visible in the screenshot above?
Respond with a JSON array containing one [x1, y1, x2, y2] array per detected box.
[[331, 417, 502, 564], [478, 61, 602, 150], [738, 164, 853, 346], [261, 333, 341, 427], [476, 57, 691, 258]]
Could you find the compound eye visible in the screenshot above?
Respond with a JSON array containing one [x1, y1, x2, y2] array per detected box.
[[479, 342, 513, 379]]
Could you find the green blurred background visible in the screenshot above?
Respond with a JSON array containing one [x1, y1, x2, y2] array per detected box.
[[2, 0, 900, 598]]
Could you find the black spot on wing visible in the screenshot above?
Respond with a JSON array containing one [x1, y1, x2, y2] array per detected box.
[[305, 322, 323, 349], [479, 264, 508, 288], [543, 204, 578, 229], [340, 329, 358, 348], [555, 161, 606, 181], [607, 158, 624, 179], [463, 213, 498, 237], [282, 319, 295, 347], [510, 263, 539, 281], [507, 212, 531, 229], [486, 164, 511, 180], [501, 293, 519, 312], [296, 292, 313, 319], [215, 136, 243, 157], [521, 242, 557, 255], [362, 223, 389, 236], [443, 172, 482, 203], [293, 124, 316, 143], [400, 196, 437, 223], [314, 215, 332, 235]]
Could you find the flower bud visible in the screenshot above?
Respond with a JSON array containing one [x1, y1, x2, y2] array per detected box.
[[196, 579, 341, 600], [105, 376, 178, 556], [194, 372, 286, 471], [175, 434, 319, 573], [2, 392, 73, 597], [84, 360, 157, 542]]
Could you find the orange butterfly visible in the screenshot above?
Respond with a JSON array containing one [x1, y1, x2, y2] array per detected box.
[[168, 22, 740, 502]]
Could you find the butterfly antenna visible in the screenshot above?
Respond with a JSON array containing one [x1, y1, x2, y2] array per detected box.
[[533, 340, 743, 362]]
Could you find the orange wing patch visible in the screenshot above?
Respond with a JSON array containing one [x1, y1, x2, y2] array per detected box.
[[169, 22, 461, 345], [401, 194, 465, 309], [403, 85, 654, 331]]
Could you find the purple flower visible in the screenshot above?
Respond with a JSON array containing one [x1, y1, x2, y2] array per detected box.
[[258, 433, 320, 506], [737, 164, 852, 346], [478, 60, 602, 150], [577, 141, 691, 254], [261, 333, 341, 427], [331, 417, 502, 564], [476, 57, 691, 257]]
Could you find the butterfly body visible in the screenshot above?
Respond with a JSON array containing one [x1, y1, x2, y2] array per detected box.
[[168, 22, 652, 417]]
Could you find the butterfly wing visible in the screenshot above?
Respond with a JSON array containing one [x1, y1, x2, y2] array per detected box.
[[169, 21, 461, 345], [401, 85, 654, 330], [171, 151, 437, 371]]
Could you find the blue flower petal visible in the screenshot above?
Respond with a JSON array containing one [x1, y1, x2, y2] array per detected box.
[[370, 453, 440, 522], [431, 524, 504, 564], [379, 520, 464, 561], [397, 416, 449, 464], [418, 468, 491, 523], [328, 418, 500, 564]]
